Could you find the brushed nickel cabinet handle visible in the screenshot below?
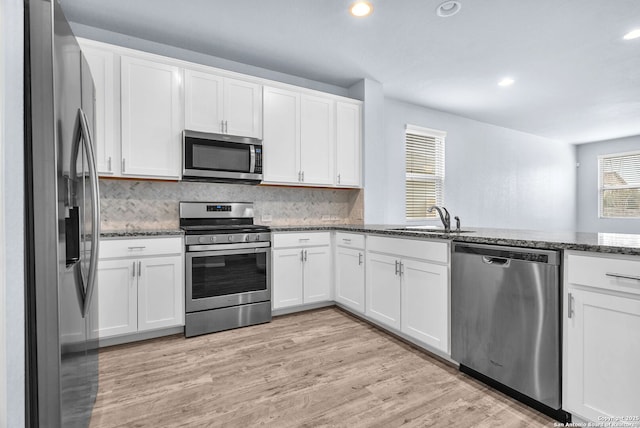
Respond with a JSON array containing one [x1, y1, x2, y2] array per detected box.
[[567, 293, 574, 318], [132, 261, 136, 278], [138, 261, 141, 277], [606, 272, 640, 282]]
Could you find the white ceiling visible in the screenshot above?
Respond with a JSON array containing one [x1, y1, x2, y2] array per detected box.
[[60, 0, 640, 144]]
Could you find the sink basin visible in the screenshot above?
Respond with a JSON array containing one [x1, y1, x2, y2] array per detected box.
[[389, 227, 475, 234]]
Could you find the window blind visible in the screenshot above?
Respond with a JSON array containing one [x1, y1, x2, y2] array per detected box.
[[599, 151, 640, 218], [405, 126, 445, 220]]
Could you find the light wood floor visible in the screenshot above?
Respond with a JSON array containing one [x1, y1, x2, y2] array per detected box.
[[89, 307, 554, 427]]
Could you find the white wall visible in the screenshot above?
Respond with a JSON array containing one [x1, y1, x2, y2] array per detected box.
[[349, 79, 387, 224], [381, 98, 578, 231], [1, 0, 25, 426], [577, 135, 640, 233]]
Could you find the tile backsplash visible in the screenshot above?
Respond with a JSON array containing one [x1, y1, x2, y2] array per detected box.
[[99, 179, 364, 231]]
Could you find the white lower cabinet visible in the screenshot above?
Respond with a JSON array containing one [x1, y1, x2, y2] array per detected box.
[[366, 252, 401, 329], [96, 237, 184, 341], [401, 259, 448, 352], [365, 236, 450, 354], [565, 251, 640, 421], [303, 247, 332, 303], [335, 243, 365, 314], [272, 232, 331, 310], [137, 256, 183, 331], [95, 259, 138, 337], [272, 248, 304, 308]]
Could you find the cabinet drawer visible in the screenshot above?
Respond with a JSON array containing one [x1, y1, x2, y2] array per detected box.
[[272, 232, 330, 249], [367, 235, 448, 264], [567, 253, 640, 296], [99, 237, 183, 259], [335, 232, 365, 249]]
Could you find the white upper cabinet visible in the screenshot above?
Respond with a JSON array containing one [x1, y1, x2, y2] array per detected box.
[[120, 56, 182, 179], [77, 38, 359, 186], [300, 94, 335, 186], [80, 43, 119, 176], [184, 70, 223, 134], [223, 78, 262, 138], [262, 86, 300, 183], [263, 85, 360, 188], [184, 69, 262, 138], [335, 101, 361, 187]]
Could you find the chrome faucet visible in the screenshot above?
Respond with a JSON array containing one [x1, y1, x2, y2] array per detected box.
[[428, 206, 451, 232]]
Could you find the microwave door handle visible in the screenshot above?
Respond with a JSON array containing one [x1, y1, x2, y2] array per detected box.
[[249, 145, 256, 173]]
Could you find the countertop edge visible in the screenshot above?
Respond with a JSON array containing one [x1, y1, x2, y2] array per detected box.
[[100, 226, 640, 256]]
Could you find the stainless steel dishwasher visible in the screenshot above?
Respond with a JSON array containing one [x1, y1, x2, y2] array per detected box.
[[452, 243, 569, 422]]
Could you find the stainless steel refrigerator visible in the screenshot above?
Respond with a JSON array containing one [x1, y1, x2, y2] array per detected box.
[[24, 0, 100, 426]]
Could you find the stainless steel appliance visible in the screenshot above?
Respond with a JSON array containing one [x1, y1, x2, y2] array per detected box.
[[182, 130, 263, 183], [181, 202, 271, 337], [25, 0, 100, 425], [452, 243, 570, 422]]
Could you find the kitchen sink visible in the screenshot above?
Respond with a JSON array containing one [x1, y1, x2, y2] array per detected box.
[[389, 227, 475, 234]]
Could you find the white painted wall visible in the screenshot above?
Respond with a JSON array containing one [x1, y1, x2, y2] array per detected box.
[[1, 0, 25, 427], [577, 135, 640, 233], [349, 79, 386, 224], [381, 98, 578, 231]]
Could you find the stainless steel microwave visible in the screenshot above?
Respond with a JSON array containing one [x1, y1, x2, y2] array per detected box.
[[182, 130, 263, 184]]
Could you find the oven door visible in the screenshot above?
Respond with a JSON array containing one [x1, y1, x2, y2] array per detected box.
[[182, 130, 262, 182], [185, 247, 271, 312]]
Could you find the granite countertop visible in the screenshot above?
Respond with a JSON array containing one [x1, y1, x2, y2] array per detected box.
[[270, 224, 640, 256], [99, 224, 640, 256], [101, 229, 184, 238]]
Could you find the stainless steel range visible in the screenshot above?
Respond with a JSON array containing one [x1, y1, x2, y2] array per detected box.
[[180, 202, 271, 337]]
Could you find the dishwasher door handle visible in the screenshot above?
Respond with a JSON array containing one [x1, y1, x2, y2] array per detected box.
[[482, 256, 511, 267]]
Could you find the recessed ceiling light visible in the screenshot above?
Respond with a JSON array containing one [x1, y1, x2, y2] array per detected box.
[[623, 29, 640, 40], [436, 1, 462, 18], [498, 77, 515, 87], [350, 1, 373, 17]]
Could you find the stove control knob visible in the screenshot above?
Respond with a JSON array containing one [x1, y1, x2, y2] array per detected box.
[[245, 235, 250, 242], [228, 236, 234, 242], [255, 234, 261, 241], [210, 236, 216, 243]]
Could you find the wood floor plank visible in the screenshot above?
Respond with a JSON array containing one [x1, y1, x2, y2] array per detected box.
[[89, 307, 554, 427]]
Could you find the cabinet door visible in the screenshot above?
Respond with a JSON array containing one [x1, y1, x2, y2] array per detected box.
[[120, 56, 181, 178], [81, 46, 118, 176], [565, 288, 640, 421], [272, 248, 304, 309], [262, 86, 300, 184], [300, 94, 334, 185], [94, 259, 137, 338], [137, 256, 184, 331], [401, 259, 449, 353], [335, 102, 361, 187], [366, 252, 401, 329], [335, 246, 365, 313], [223, 78, 262, 138], [184, 69, 223, 133], [303, 246, 332, 304]]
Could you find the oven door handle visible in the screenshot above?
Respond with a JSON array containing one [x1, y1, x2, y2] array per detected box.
[[187, 242, 271, 252], [186, 247, 270, 258]]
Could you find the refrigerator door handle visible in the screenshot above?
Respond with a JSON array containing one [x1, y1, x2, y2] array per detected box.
[[71, 108, 101, 317]]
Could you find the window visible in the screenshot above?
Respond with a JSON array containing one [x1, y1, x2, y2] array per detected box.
[[405, 125, 446, 220], [599, 151, 640, 218]]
